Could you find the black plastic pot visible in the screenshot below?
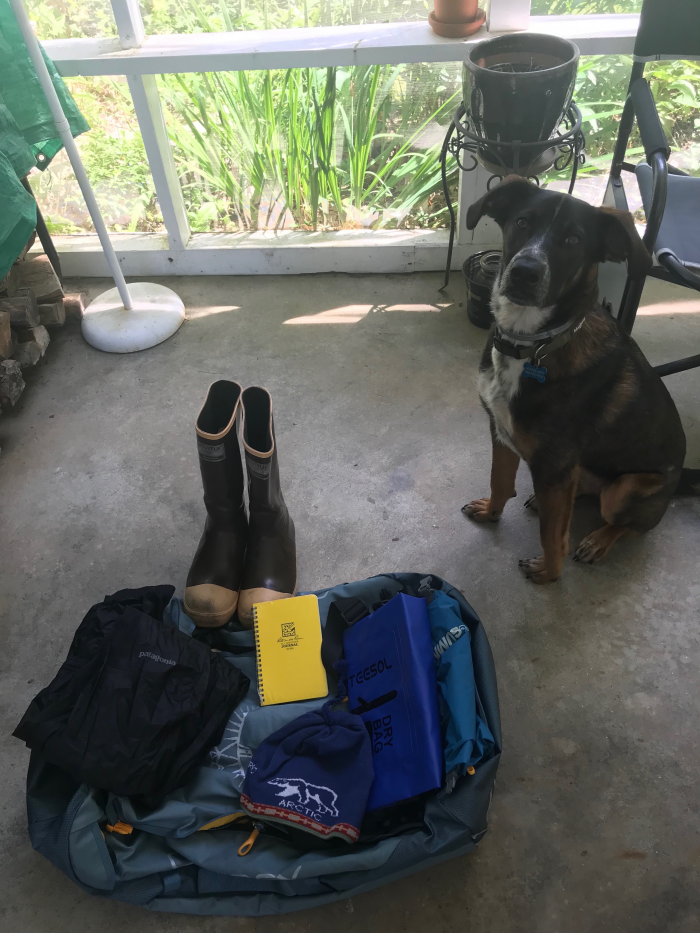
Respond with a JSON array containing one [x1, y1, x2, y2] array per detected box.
[[463, 250, 501, 329], [463, 33, 579, 173]]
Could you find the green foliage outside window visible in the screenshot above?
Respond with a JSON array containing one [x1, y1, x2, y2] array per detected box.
[[25, 0, 700, 233]]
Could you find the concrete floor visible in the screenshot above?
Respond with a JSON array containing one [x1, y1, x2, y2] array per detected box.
[[1, 271, 699, 933]]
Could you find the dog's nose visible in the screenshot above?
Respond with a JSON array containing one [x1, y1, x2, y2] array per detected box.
[[509, 258, 545, 289]]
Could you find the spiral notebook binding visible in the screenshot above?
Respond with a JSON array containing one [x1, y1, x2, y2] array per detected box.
[[252, 604, 264, 705]]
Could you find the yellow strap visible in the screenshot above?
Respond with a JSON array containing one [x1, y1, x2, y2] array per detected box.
[[197, 812, 247, 832], [105, 821, 133, 835], [466, 765, 476, 776], [237, 827, 259, 857]]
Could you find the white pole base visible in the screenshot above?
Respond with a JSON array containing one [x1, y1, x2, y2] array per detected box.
[[81, 282, 185, 353]]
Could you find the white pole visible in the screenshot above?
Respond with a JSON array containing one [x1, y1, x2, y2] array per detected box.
[[9, 0, 134, 311]]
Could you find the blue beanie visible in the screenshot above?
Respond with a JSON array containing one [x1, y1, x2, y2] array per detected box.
[[241, 702, 374, 843]]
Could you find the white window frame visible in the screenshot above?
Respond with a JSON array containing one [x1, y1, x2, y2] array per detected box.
[[41, 2, 641, 277]]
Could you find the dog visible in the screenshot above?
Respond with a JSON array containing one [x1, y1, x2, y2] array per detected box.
[[462, 175, 698, 584]]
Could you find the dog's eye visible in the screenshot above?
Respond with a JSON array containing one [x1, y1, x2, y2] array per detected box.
[[516, 218, 528, 229], [566, 235, 580, 245]]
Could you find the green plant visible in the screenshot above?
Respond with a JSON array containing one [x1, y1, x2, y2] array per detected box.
[[338, 65, 400, 209], [42, 213, 84, 234], [25, 0, 116, 37], [27, 0, 700, 235], [29, 75, 161, 233], [531, 0, 642, 12], [157, 61, 459, 232], [543, 54, 700, 187]]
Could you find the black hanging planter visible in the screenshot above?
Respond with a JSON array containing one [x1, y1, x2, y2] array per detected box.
[[439, 33, 585, 289], [463, 33, 580, 175], [463, 33, 579, 175]]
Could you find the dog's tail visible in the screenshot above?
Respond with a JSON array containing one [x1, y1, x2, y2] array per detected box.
[[677, 468, 700, 495]]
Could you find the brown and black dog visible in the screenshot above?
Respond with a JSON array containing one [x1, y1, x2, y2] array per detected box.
[[463, 175, 696, 584]]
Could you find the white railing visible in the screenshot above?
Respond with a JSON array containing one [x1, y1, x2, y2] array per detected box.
[[41, 2, 640, 277]]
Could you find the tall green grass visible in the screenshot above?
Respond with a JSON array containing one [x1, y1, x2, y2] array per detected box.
[[28, 0, 460, 233], [143, 0, 461, 232], [158, 62, 461, 232], [26, 0, 700, 234]]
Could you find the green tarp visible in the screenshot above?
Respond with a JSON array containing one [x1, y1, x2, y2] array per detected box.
[[0, 0, 89, 278]]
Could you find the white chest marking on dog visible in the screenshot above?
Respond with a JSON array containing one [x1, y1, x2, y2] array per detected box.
[[478, 280, 555, 453], [478, 351, 525, 452]]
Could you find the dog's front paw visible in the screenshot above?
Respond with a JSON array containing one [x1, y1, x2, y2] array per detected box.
[[462, 498, 501, 523], [518, 555, 559, 584]]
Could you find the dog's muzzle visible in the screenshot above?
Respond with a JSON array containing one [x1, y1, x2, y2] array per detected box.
[[501, 252, 550, 306]]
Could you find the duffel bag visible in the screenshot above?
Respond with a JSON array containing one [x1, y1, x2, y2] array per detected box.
[[24, 572, 501, 916]]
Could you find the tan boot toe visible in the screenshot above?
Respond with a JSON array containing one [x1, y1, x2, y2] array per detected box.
[[237, 586, 296, 629], [183, 584, 238, 628]]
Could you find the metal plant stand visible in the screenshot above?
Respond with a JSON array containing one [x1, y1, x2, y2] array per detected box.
[[440, 101, 586, 287]]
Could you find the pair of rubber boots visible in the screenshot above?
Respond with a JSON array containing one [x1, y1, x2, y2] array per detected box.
[[184, 381, 296, 629]]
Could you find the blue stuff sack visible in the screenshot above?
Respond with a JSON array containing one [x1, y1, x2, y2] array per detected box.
[[22, 573, 501, 917], [428, 590, 496, 778]]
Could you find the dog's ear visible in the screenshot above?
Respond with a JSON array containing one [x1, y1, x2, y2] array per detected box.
[[597, 207, 653, 280], [465, 175, 534, 230]]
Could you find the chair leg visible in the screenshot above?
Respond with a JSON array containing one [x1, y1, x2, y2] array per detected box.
[[617, 275, 646, 335], [21, 176, 63, 284], [654, 354, 700, 377]]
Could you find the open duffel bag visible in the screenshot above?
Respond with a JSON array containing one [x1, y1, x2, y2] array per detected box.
[[24, 572, 501, 917]]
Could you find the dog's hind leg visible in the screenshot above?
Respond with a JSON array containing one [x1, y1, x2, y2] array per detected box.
[[524, 467, 603, 513], [519, 466, 579, 583], [573, 472, 668, 564], [463, 436, 520, 523], [573, 524, 628, 563]]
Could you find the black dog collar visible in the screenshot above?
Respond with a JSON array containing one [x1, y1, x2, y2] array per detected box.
[[493, 313, 587, 362]]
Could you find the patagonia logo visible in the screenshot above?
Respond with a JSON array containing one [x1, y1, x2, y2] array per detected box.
[[198, 441, 225, 462], [139, 651, 176, 666], [433, 624, 469, 660], [247, 459, 270, 479]]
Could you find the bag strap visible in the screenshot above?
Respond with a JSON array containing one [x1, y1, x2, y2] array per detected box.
[[321, 597, 370, 691]]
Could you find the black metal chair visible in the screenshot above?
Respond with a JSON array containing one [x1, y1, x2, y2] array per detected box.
[[600, 0, 700, 377]]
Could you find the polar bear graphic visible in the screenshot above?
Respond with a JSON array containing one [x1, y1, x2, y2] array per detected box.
[[267, 777, 339, 817]]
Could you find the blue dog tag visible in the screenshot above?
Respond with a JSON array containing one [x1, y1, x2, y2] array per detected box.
[[522, 362, 547, 383]]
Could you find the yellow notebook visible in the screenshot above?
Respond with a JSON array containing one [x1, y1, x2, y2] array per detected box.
[[252, 595, 328, 706]]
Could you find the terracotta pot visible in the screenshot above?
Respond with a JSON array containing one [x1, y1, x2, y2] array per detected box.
[[433, 0, 478, 24], [429, 9, 484, 37]]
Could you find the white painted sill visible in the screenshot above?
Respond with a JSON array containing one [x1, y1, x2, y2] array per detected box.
[[39, 229, 498, 276], [45, 14, 640, 77]]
